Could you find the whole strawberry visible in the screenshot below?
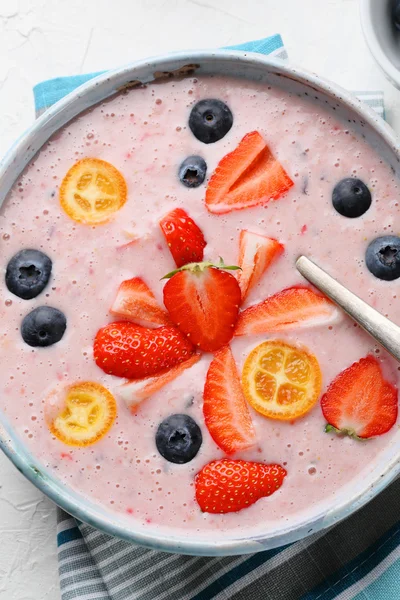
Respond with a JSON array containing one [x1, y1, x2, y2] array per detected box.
[[94, 322, 194, 379], [163, 260, 241, 352], [195, 459, 287, 514]]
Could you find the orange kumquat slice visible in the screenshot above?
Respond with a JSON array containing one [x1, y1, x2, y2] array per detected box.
[[242, 340, 322, 420], [47, 381, 117, 446], [59, 158, 127, 224]]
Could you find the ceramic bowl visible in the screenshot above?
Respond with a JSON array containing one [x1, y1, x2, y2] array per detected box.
[[1, 50, 400, 556], [360, 0, 400, 89]]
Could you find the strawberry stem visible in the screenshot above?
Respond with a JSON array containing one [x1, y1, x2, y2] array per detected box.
[[161, 258, 241, 280], [325, 423, 366, 442]]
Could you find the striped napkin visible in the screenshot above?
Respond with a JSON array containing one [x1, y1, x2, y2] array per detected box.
[[33, 35, 398, 600]]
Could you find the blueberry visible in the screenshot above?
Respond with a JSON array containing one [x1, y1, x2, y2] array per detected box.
[[6, 249, 52, 300], [178, 156, 207, 188], [393, 0, 400, 30], [366, 236, 400, 281], [21, 306, 67, 347], [332, 178, 372, 218], [189, 99, 233, 144], [155, 414, 202, 464]]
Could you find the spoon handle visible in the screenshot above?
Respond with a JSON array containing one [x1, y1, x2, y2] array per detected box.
[[296, 255, 400, 363]]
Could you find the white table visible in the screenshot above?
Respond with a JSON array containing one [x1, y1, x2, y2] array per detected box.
[[1, 0, 399, 597]]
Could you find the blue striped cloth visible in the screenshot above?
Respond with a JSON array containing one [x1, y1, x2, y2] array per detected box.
[[34, 35, 395, 599]]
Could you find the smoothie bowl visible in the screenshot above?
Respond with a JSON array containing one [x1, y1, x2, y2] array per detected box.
[[1, 51, 400, 556]]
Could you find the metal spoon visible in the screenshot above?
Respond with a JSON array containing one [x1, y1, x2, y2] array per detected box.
[[296, 255, 400, 362]]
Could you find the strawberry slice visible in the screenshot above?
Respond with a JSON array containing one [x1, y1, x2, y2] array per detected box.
[[195, 459, 287, 514], [159, 208, 207, 268], [321, 356, 398, 439], [110, 277, 169, 327], [237, 230, 283, 300], [163, 261, 241, 352], [94, 322, 194, 379], [203, 346, 256, 454], [205, 131, 293, 214], [116, 353, 201, 412], [235, 286, 338, 336]]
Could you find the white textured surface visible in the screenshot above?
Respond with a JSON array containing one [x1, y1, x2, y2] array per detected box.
[[0, 0, 399, 598]]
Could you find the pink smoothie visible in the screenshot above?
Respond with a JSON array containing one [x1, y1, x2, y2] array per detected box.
[[0, 74, 399, 540]]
